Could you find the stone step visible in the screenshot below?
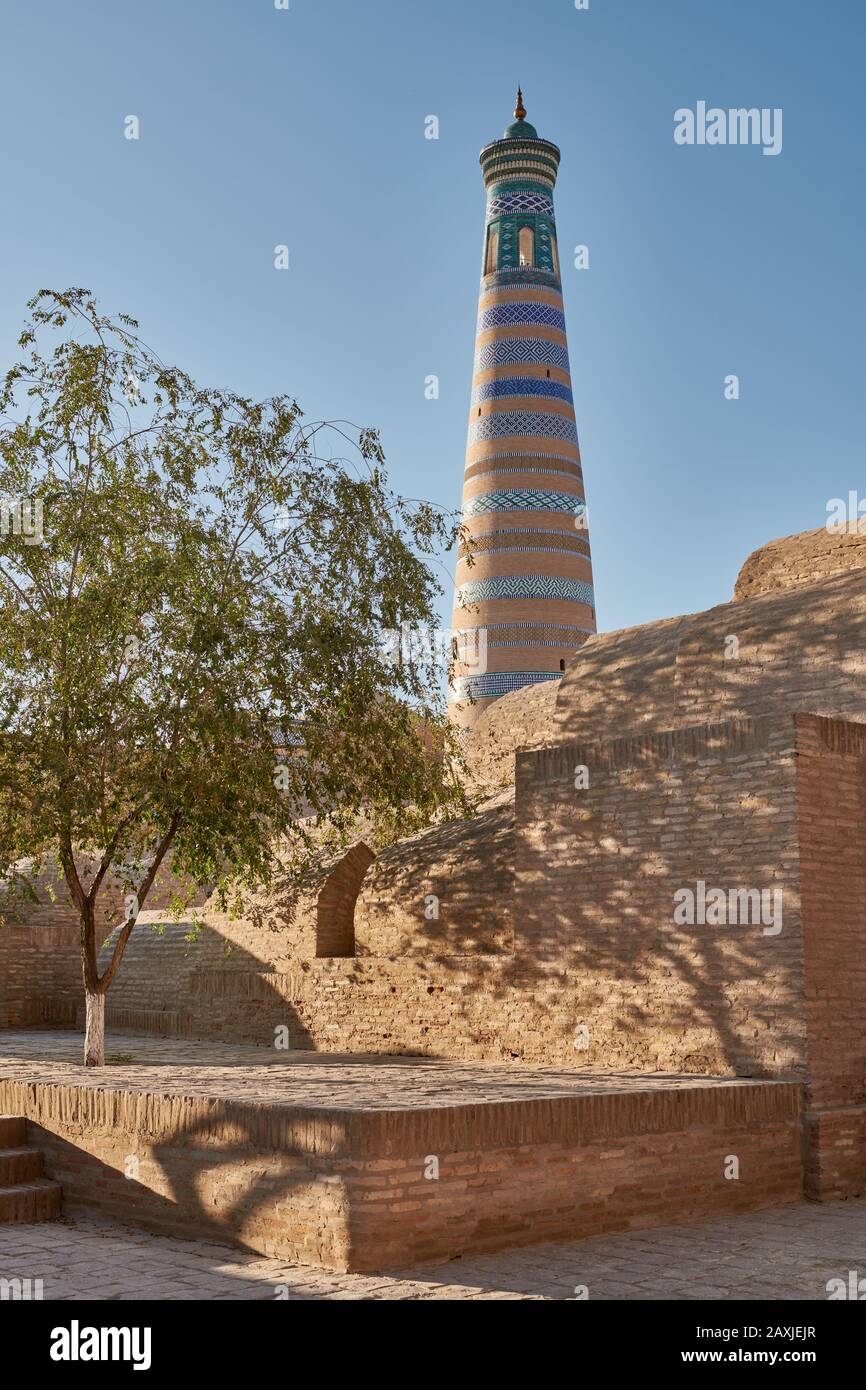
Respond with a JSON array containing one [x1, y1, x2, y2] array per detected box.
[[0, 1147, 45, 1185], [0, 1179, 62, 1224], [0, 1116, 26, 1148]]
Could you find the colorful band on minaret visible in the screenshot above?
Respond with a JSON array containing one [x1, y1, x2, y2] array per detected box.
[[449, 91, 596, 731]]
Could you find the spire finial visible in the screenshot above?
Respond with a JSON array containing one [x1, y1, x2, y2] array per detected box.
[[514, 86, 526, 121]]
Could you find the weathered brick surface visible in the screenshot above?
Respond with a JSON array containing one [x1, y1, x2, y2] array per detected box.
[[464, 677, 562, 795], [346, 1107, 803, 1271], [734, 525, 866, 601], [793, 714, 866, 1198], [805, 1109, 866, 1201], [82, 715, 810, 1082], [38, 715, 857, 1101], [0, 1180, 62, 1224], [0, 852, 207, 1028], [515, 715, 806, 1077], [0, 853, 205, 934], [317, 843, 375, 957], [0, 926, 79, 1028], [0, 1113, 62, 1224], [0, 1062, 803, 1272], [4, 528, 866, 1227], [794, 715, 866, 1109], [552, 567, 866, 745], [354, 797, 513, 957]]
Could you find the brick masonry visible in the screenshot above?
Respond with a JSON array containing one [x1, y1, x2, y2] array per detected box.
[[795, 713, 866, 1199], [0, 925, 79, 1028], [0, 1045, 804, 1272], [3, 525, 866, 1247], [0, 854, 206, 1027], [734, 524, 866, 601]]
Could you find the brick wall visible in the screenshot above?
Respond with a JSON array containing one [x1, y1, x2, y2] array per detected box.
[[353, 799, 513, 957], [0, 852, 207, 1030], [0, 1073, 804, 1272], [552, 568, 866, 746], [7, 714, 864, 1121], [464, 676, 562, 795], [344, 1080, 804, 1270], [0, 1078, 354, 1270], [81, 715, 813, 1083], [317, 843, 375, 957], [795, 713, 866, 1199], [734, 525, 866, 601], [0, 853, 205, 935], [4, 535, 866, 1212], [515, 715, 807, 1076], [0, 926, 79, 1027]]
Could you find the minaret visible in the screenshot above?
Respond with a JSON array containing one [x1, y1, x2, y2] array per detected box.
[[449, 90, 596, 732]]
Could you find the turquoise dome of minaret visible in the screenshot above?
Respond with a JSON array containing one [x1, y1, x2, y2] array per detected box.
[[503, 86, 538, 139]]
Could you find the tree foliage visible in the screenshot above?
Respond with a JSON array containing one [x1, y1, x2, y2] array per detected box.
[[0, 288, 469, 1056]]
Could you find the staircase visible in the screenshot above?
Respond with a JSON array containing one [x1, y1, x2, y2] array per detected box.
[[0, 1117, 62, 1223]]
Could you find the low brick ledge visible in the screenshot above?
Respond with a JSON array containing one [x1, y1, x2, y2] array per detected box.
[[0, 1074, 803, 1159]]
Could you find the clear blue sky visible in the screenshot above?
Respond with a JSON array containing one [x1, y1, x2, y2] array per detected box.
[[2, 0, 864, 635]]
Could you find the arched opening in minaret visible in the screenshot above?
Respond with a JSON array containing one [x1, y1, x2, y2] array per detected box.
[[551, 233, 560, 276], [485, 226, 499, 274], [518, 226, 535, 267]]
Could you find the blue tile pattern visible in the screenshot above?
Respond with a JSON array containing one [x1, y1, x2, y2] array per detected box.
[[472, 377, 573, 405], [456, 576, 595, 605], [466, 453, 580, 473], [478, 284, 562, 310], [462, 488, 584, 517], [481, 270, 561, 292], [450, 671, 561, 700], [470, 530, 587, 542], [468, 412, 579, 445], [486, 191, 555, 219], [485, 179, 555, 199], [466, 545, 586, 557], [478, 303, 565, 332], [449, 119, 597, 717], [475, 340, 570, 370]]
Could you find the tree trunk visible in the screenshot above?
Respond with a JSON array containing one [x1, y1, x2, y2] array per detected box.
[[84, 989, 105, 1068]]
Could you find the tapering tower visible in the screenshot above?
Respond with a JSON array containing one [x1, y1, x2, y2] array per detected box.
[[449, 90, 596, 732]]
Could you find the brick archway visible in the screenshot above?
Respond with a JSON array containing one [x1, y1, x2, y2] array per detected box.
[[315, 842, 375, 958]]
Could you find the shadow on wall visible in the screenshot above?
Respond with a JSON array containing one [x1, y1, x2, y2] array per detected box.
[[93, 844, 389, 1048], [554, 567, 866, 746], [13, 538, 866, 1076], [354, 800, 514, 957], [320, 723, 800, 1075], [96, 919, 316, 1051], [332, 553, 866, 1075], [345, 752, 804, 1078], [27, 1112, 349, 1270]]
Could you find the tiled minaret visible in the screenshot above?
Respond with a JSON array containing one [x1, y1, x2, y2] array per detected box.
[[449, 90, 596, 732]]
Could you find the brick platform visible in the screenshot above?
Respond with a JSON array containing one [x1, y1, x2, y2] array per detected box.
[[0, 1032, 804, 1272]]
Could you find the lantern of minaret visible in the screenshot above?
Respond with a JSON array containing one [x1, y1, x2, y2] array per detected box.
[[449, 90, 596, 732]]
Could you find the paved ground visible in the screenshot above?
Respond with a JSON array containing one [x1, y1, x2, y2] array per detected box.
[[0, 1030, 844, 1301], [0, 1030, 778, 1108], [2, 1199, 864, 1300]]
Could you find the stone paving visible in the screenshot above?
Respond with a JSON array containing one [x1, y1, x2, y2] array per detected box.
[[1, 1199, 864, 1300], [0, 1030, 780, 1109]]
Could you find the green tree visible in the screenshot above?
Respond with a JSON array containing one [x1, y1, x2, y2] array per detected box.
[[0, 289, 468, 1065]]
